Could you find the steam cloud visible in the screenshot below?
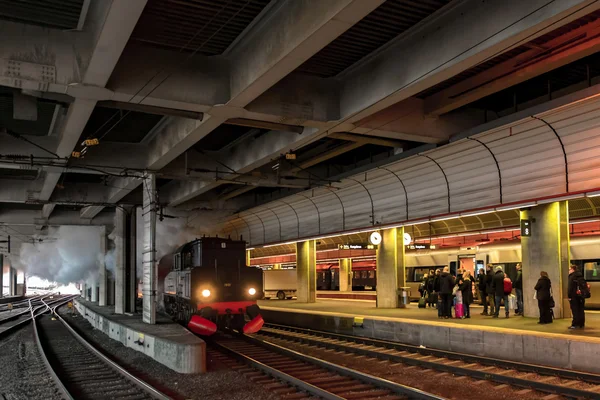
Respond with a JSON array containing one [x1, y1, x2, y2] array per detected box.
[[18, 226, 105, 284]]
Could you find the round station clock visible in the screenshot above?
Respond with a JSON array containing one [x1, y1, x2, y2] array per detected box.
[[369, 231, 382, 245], [403, 232, 412, 246]]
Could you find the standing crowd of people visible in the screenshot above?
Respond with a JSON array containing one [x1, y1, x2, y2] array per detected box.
[[418, 263, 590, 330]]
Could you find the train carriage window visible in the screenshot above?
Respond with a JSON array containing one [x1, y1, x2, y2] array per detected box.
[[368, 270, 375, 279], [572, 260, 600, 281], [361, 271, 368, 279], [353, 271, 359, 279]]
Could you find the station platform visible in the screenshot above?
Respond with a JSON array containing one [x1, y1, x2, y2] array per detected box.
[[74, 299, 205, 374], [0, 295, 25, 305], [316, 291, 376, 301], [257, 299, 600, 374]]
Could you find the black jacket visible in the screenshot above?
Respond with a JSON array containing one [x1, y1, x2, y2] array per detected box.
[[513, 270, 522, 290], [491, 270, 506, 297], [426, 276, 435, 292], [485, 269, 494, 293], [433, 275, 441, 292], [477, 272, 487, 291], [568, 269, 586, 299], [534, 276, 552, 301], [460, 278, 473, 304], [439, 272, 455, 295]]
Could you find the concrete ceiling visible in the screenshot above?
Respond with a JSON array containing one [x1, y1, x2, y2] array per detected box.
[[1, 0, 600, 245]]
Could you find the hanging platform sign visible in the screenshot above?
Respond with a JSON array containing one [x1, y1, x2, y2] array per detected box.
[[521, 219, 532, 237], [338, 244, 377, 250], [406, 243, 436, 250]]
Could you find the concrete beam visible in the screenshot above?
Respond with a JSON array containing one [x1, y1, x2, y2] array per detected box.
[[228, 0, 384, 107], [339, 0, 600, 123], [0, 208, 113, 227], [41, 204, 55, 219], [36, 0, 147, 207], [328, 132, 404, 148], [165, 128, 310, 206], [424, 17, 600, 116], [292, 142, 363, 170]]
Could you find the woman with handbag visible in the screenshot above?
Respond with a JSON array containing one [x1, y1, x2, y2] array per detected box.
[[534, 271, 553, 324]]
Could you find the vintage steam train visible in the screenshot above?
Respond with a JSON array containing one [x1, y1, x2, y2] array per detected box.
[[163, 237, 264, 335]]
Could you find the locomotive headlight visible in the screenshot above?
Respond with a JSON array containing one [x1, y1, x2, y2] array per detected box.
[[248, 288, 256, 295], [201, 289, 211, 298]]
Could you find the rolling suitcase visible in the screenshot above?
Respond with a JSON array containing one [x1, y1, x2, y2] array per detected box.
[[455, 303, 464, 318], [418, 296, 426, 308]]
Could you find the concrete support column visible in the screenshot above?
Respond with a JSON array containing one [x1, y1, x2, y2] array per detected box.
[[376, 227, 406, 308], [339, 258, 352, 292], [296, 240, 316, 303], [246, 250, 251, 266], [98, 226, 107, 306], [273, 263, 282, 270], [142, 174, 158, 323], [0, 255, 3, 298], [521, 202, 569, 319], [90, 277, 98, 302], [9, 267, 16, 296], [114, 207, 127, 314], [126, 207, 137, 313], [81, 281, 86, 298]]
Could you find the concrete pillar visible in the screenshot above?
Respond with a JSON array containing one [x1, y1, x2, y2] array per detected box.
[[0, 255, 3, 298], [246, 250, 251, 266], [9, 267, 16, 296], [114, 207, 127, 314], [339, 258, 352, 292], [142, 174, 158, 323], [376, 227, 406, 308], [81, 281, 86, 298], [521, 202, 569, 319], [273, 263, 282, 270], [126, 207, 137, 313], [296, 240, 316, 303], [90, 277, 98, 302], [98, 226, 107, 306]]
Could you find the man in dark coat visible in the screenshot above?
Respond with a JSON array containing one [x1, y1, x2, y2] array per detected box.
[[485, 264, 496, 316], [439, 266, 455, 319], [477, 268, 488, 315], [513, 263, 523, 316], [491, 266, 509, 318], [568, 264, 586, 329]]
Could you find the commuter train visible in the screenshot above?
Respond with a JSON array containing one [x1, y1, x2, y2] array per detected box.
[[317, 236, 600, 307], [163, 237, 264, 335]]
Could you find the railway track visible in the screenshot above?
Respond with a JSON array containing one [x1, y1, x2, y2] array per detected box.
[[0, 295, 60, 337], [209, 333, 444, 400], [257, 323, 600, 399], [33, 298, 171, 400]]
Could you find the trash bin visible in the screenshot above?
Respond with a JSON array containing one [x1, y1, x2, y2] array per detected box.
[[398, 287, 411, 308]]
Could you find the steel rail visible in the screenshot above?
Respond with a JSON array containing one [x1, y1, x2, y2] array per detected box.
[[209, 339, 345, 400], [243, 334, 445, 400], [0, 295, 71, 339], [42, 298, 171, 400], [260, 324, 600, 399]]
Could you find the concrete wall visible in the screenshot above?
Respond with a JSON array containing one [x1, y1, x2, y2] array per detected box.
[[74, 300, 206, 374], [261, 308, 600, 374]]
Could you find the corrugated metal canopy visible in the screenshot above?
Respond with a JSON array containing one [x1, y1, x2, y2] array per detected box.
[[250, 198, 600, 258], [296, 0, 452, 78], [130, 0, 272, 56], [225, 92, 600, 246], [0, 0, 85, 30]]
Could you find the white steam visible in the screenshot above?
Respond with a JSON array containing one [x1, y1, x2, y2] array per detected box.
[[18, 226, 105, 284]]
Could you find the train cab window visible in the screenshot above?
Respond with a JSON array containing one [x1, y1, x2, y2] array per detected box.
[[572, 260, 600, 281]]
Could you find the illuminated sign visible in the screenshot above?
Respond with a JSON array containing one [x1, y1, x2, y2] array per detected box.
[[338, 244, 377, 250], [403, 232, 412, 246], [521, 219, 532, 237], [369, 231, 382, 245], [406, 244, 436, 250]]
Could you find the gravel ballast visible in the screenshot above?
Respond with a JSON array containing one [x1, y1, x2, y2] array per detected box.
[[0, 325, 62, 400], [58, 306, 280, 400]]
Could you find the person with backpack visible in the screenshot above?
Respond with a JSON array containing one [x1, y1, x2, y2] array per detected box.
[[485, 264, 496, 316], [426, 270, 436, 308], [568, 264, 588, 329], [491, 265, 510, 318], [439, 266, 455, 319]]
